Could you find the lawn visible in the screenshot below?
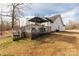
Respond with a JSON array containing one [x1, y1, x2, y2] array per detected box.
[[0, 30, 79, 56]]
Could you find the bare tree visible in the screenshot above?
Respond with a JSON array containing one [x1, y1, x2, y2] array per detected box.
[[0, 8, 3, 35], [8, 3, 31, 30], [0, 3, 31, 35], [8, 3, 23, 30]]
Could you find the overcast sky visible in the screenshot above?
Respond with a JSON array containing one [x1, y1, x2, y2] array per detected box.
[[0, 3, 79, 25]]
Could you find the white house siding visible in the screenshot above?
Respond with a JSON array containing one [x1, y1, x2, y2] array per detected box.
[[42, 22, 51, 32], [51, 17, 65, 31]]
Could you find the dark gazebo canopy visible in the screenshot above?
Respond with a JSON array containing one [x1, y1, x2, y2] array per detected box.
[[29, 17, 48, 23]]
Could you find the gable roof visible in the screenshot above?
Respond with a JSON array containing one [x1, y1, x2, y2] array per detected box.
[[59, 15, 65, 26], [48, 15, 60, 22], [48, 15, 65, 26]]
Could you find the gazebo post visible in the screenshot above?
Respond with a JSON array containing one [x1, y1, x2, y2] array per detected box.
[[19, 18, 21, 38], [49, 22, 51, 32]]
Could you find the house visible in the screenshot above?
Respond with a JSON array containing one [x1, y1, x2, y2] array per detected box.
[[48, 15, 65, 31], [27, 15, 65, 39], [42, 15, 65, 32], [28, 15, 65, 32]]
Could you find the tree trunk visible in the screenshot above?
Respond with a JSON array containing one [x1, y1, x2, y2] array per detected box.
[[12, 5, 15, 30]]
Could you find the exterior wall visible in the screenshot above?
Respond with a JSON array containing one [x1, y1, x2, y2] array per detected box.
[[51, 17, 65, 31], [42, 22, 51, 32]]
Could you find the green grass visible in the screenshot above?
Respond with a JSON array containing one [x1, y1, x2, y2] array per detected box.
[[0, 37, 42, 56], [0, 38, 12, 50]]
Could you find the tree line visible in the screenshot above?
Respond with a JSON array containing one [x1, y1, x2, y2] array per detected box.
[[65, 20, 79, 30]]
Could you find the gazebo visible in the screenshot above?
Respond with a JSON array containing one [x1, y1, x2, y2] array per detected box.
[[28, 17, 51, 39]]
